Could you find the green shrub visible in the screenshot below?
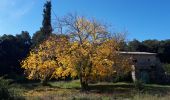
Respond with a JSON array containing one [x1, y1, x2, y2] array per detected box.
[[163, 64, 170, 75], [0, 77, 25, 100], [0, 77, 12, 100]]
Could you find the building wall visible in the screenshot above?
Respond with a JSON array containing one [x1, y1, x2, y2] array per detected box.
[[120, 53, 165, 83]]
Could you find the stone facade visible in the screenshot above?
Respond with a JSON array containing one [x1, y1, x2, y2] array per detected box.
[[119, 52, 166, 83]]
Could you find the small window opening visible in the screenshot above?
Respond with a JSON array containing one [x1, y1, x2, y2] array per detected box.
[[148, 59, 150, 62], [133, 59, 137, 63]]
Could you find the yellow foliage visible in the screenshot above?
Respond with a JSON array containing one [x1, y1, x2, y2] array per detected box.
[[21, 16, 131, 87]]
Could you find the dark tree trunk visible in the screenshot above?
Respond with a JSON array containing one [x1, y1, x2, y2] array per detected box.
[[80, 74, 89, 91], [41, 78, 48, 86], [79, 62, 89, 91]]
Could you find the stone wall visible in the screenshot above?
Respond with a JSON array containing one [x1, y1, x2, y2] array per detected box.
[[119, 52, 166, 84]]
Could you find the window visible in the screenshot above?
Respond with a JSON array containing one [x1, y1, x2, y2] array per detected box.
[[148, 59, 150, 62], [133, 59, 137, 63]]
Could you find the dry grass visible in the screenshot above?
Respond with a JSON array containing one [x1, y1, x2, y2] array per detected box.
[[6, 80, 170, 100]]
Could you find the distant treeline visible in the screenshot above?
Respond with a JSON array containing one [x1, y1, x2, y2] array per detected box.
[[0, 0, 170, 79], [120, 39, 170, 63], [0, 0, 52, 78], [0, 32, 170, 78], [0, 31, 31, 76]]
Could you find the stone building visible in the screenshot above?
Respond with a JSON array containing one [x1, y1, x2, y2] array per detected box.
[[119, 52, 166, 83]]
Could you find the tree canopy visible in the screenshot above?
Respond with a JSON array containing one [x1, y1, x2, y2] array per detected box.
[[0, 31, 31, 76], [32, 0, 52, 47], [21, 15, 131, 90], [122, 39, 170, 63]]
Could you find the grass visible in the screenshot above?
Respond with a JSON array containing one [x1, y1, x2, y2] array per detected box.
[[133, 93, 170, 100], [2, 79, 170, 100], [49, 80, 81, 89]]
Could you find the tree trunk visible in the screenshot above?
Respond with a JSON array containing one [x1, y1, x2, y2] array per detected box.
[[79, 62, 89, 91], [41, 78, 48, 86], [80, 75, 89, 91]]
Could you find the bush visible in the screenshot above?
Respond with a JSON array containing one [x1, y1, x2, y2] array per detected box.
[[0, 77, 12, 100], [113, 73, 132, 83], [163, 64, 170, 75], [0, 87, 11, 100], [0, 77, 25, 100]]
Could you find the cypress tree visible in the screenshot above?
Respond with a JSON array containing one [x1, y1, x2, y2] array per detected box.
[[32, 0, 52, 46], [41, 0, 52, 35]]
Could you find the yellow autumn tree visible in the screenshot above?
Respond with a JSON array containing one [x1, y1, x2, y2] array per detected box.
[[21, 14, 131, 90], [54, 14, 131, 90], [21, 35, 75, 85]]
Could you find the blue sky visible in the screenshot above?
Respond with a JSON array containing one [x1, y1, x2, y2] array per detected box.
[[0, 0, 170, 41]]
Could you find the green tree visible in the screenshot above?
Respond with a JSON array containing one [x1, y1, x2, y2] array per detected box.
[[158, 40, 170, 63], [16, 31, 31, 45], [41, 0, 52, 35], [0, 31, 31, 76], [127, 39, 146, 52], [142, 39, 159, 53], [22, 15, 131, 90], [32, 0, 52, 47]]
